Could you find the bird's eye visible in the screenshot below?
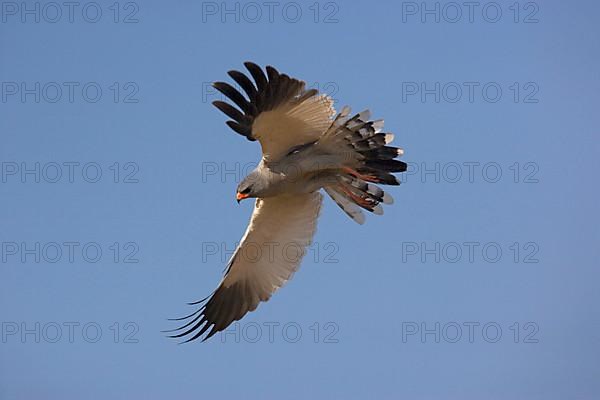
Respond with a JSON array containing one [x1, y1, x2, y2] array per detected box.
[[287, 148, 301, 156], [240, 187, 251, 195], [287, 141, 316, 156]]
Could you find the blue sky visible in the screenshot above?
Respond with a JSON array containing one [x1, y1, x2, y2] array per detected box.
[[1, 0, 599, 398]]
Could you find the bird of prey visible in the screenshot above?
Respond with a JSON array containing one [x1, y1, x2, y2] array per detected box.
[[167, 62, 406, 342]]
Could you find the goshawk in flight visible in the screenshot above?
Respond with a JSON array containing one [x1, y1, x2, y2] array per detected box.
[[167, 62, 406, 342]]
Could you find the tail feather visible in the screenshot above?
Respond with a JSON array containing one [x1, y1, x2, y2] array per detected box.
[[364, 159, 408, 173], [340, 175, 391, 205], [321, 106, 405, 222], [361, 146, 403, 160], [324, 187, 365, 225]]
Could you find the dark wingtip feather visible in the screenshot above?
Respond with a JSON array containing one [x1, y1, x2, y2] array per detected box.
[[244, 62, 268, 91], [212, 81, 252, 114], [227, 70, 258, 102], [226, 120, 254, 139], [162, 312, 204, 333], [215, 62, 314, 141], [265, 65, 280, 82], [166, 307, 202, 322], [212, 100, 246, 123]]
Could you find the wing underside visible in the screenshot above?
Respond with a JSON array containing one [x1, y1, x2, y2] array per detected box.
[[168, 192, 323, 342]]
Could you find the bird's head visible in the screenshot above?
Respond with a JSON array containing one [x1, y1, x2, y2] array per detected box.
[[236, 171, 263, 203]]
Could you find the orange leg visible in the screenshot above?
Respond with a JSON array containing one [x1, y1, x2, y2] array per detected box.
[[342, 166, 380, 183], [337, 184, 372, 208]]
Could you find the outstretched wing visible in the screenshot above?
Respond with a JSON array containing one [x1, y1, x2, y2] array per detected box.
[[212, 62, 335, 161], [168, 192, 323, 342]]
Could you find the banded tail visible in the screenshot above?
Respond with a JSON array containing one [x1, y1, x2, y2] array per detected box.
[[322, 107, 406, 224]]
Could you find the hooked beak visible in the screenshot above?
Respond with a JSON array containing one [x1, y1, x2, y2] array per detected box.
[[236, 192, 249, 203]]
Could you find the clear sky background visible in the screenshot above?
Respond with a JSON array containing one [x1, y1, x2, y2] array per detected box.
[[1, 0, 599, 398]]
